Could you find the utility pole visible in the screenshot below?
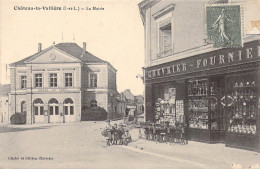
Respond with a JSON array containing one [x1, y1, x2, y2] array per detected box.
[[31, 62, 33, 125]]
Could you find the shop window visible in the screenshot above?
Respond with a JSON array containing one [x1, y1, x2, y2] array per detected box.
[[35, 74, 43, 88], [188, 79, 209, 129], [90, 73, 97, 88], [153, 83, 178, 125], [226, 74, 256, 135], [90, 100, 97, 107], [65, 73, 73, 87], [50, 73, 58, 87], [21, 76, 27, 89]]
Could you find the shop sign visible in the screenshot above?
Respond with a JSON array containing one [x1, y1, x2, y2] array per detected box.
[[145, 43, 260, 79]]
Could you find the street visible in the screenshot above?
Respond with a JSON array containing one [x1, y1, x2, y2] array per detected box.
[[0, 121, 259, 169]]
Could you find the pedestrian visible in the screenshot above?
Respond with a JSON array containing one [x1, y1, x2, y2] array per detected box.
[[181, 123, 188, 145], [112, 123, 119, 145], [105, 119, 113, 146], [118, 123, 125, 145], [122, 130, 132, 145]]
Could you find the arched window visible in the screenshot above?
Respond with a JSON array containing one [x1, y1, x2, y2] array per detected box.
[[64, 98, 73, 104], [90, 100, 97, 107], [34, 98, 43, 104], [34, 99, 44, 116], [49, 98, 58, 104], [48, 98, 59, 116], [64, 98, 74, 116], [21, 101, 26, 113]]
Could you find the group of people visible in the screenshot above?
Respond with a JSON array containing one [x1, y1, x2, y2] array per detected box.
[[102, 120, 132, 146]]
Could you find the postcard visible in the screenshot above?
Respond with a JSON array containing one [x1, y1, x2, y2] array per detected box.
[[0, 0, 260, 169]]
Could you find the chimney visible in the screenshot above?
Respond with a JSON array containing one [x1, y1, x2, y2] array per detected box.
[[38, 43, 42, 52], [83, 42, 86, 52]]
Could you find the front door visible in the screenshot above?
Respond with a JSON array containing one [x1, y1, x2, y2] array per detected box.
[[50, 105, 59, 123], [64, 105, 74, 122], [34, 106, 44, 123]]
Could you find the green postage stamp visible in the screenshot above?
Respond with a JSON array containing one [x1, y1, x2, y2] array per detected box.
[[206, 4, 242, 48]]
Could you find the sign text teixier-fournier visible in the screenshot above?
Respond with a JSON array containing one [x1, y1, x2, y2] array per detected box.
[[146, 46, 260, 78]]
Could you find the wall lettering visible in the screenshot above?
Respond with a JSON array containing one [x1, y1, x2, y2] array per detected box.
[[145, 45, 260, 79]]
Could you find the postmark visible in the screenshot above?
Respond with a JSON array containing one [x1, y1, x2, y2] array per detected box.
[[206, 4, 242, 48]]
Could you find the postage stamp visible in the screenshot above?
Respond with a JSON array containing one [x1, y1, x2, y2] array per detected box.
[[206, 4, 242, 48]]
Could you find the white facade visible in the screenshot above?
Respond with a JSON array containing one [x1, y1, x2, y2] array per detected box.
[[9, 42, 117, 124]]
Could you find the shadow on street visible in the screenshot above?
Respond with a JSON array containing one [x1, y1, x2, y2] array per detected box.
[[0, 125, 54, 133]]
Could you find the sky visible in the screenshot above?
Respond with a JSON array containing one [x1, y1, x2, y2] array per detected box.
[[0, 0, 144, 95]]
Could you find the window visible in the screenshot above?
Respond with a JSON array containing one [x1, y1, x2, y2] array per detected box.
[[34, 99, 44, 116], [21, 101, 26, 113], [90, 100, 97, 107], [49, 98, 59, 115], [35, 107, 44, 115], [90, 74, 97, 88], [153, 4, 175, 58], [35, 74, 43, 87], [21, 76, 27, 89], [70, 106, 74, 115], [64, 98, 74, 115], [65, 73, 73, 87], [50, 73, 57, 87], [159, 23, 173, 57]]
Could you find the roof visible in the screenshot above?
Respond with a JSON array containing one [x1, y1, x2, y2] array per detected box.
[[0, 84, 11, 96], [10, 43, 106, 66], [122, 89, 135, 101], [55, 43, 105, 63], [135, 95, 144, 104]]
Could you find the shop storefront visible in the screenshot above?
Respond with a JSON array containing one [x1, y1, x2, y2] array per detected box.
[[144, 40, 260, 152]]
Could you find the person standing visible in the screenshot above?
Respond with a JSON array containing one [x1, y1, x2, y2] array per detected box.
[[118, 123, 125, 145], [112, 123, 119, 145], [105, 120, 113, 146]]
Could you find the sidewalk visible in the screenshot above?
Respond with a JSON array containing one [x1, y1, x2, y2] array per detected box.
[[127, 128, 260, 169]]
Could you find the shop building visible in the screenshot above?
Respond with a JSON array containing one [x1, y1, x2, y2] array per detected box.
[[139, 0, 260, 151], [9, 42, 117, 124]]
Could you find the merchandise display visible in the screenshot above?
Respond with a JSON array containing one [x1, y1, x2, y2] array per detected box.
[[188, 79, 221, 130], [188, 79, 209, 129], [227, 76, 257, 135], [153, 85, 184, 126]]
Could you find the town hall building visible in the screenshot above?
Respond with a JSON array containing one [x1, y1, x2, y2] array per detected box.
[[9, 42, 117, 124]]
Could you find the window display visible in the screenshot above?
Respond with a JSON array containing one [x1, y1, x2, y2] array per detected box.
[[227, 75, 257, 135], [176, 100, 184, 123], [154, 83, 185, 126], [188, 79, 209, 129], [209, 81, 220, 130]]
